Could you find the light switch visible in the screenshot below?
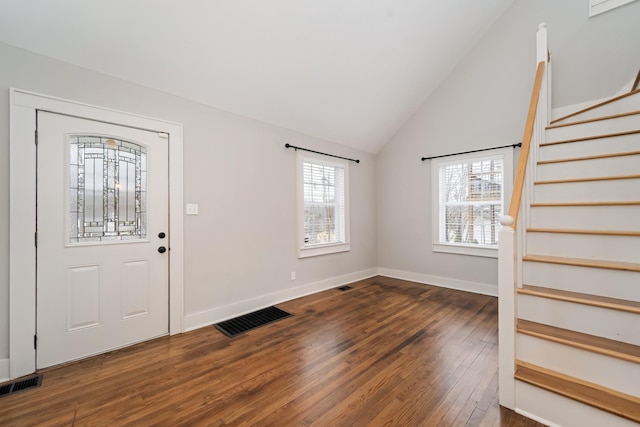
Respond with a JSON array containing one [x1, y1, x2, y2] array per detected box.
[[186, 204, 199, 215]]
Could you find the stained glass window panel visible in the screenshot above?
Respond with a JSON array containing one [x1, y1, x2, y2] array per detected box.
[[69, 136, 147, 244]]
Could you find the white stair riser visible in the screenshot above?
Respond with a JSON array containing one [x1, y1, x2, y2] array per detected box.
[[533, 179, 640, 203], [526, 232, 640, 264], [551, 92, 640, 125], [539, 133, 640, 161], [515, 381, 639, 427], [546, 114, 640, 142], [517, 294, 640, 345], [529, 205, 640, 232], [522, 261, 639, 302], [537, 154, 640, 181], [516, 334, 639, 396]]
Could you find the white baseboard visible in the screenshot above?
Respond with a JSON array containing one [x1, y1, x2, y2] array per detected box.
[[184, 268, 378, 332], [0, 358, 9, 382], [377, 268, 497, 297]]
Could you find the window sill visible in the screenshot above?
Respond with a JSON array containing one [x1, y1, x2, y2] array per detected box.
[[433, 243, 497, 258], [299, 242, 350, 259]]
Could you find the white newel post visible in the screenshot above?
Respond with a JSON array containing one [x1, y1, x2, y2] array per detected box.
[[534, 22, 550, 182], [536, 23, 548, 67], [498, 216, 516, 409]]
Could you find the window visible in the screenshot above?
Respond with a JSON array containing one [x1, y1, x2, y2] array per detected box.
[[589, 0, 638, 17], [432, 148, 512, 258], [69, 136, 147, 244], [297, 152, 350, 258]]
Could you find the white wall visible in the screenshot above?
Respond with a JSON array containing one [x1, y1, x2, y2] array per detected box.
[[2, 0, 638, 365], [0, 42, 378, 360], [376, 0, 640, 293]]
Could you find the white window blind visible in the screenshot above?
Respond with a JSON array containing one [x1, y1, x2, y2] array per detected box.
[[432, 148, 512, 258], [303, 161, 345, 246], [297, 152, 350, 258]]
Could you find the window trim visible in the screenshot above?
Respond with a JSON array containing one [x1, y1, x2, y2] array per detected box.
[[296, 151, 350, 258], [589, 0, 638, 17], [431, 147, 513, 258]]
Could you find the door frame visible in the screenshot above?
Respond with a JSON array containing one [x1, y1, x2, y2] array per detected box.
[[9, 88, 184, 379]]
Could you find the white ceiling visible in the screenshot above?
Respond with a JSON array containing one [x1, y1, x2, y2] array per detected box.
[[0, 0, 513, 153]]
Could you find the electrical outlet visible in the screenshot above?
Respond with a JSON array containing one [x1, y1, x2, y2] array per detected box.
[[290, 272, 296, 280]]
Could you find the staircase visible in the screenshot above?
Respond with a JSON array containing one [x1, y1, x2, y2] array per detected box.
[[512, 89, 640, 426], [498, 24, 640, 427]]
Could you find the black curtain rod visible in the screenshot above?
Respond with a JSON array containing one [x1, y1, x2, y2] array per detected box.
[[285, 143, 360, 163], [421, 142, 522, 161]]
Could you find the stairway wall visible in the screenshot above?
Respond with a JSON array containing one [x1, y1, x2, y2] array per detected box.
[[376, 0, 640, 291]]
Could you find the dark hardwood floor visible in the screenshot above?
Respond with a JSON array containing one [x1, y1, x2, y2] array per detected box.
[[0, 276, 544, 426]]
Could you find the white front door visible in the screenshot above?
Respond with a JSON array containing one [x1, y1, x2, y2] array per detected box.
[[36, 111, 169, 369]]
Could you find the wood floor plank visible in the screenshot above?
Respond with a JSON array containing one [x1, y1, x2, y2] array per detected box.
[[0, 276, 542, 426]]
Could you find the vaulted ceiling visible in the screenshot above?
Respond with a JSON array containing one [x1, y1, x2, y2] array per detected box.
[[0, 0, 513, 153]]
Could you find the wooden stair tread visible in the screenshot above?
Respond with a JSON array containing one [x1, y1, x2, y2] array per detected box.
[[530, 201, 640, 207], [515, 360, 640, 423], [535, 174, 640, 185], [541, 129, 640, 147], [547, 110, 640, 129], [517, 319, 640, 363], [527, 228, 640, 237], [551, 89, 640, 125], [523, 255, 640, 272], [538, 150, 640, 165], [518, 285, 640, 314]]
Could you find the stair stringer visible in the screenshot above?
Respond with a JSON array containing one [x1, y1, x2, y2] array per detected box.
[[550, 89, 640, 126], [551, 72, 640, 122]]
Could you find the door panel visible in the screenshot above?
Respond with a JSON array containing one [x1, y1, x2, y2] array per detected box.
[[37, 111, 169, 369], [122, 260, 150, 319], [67, 264, 102, 331]]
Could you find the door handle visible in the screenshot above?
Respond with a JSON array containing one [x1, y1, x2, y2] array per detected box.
[[158, 246, 167, 254]]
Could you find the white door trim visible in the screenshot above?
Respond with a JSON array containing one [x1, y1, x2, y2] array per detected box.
[[9, 88, 184, 379]]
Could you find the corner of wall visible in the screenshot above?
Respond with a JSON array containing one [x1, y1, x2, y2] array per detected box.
[[377, 268, 497, 297], [0, 358, 9, 382]]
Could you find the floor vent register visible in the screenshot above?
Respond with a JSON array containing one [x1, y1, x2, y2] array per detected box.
[[214, 306, 292, 337]]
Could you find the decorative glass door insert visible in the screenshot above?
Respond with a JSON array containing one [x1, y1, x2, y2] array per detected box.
[[69, 135, 147, 243]]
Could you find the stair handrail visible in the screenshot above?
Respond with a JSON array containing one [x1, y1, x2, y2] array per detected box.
[[507, 60, 545, 227], [498, 23, 550, 411]]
